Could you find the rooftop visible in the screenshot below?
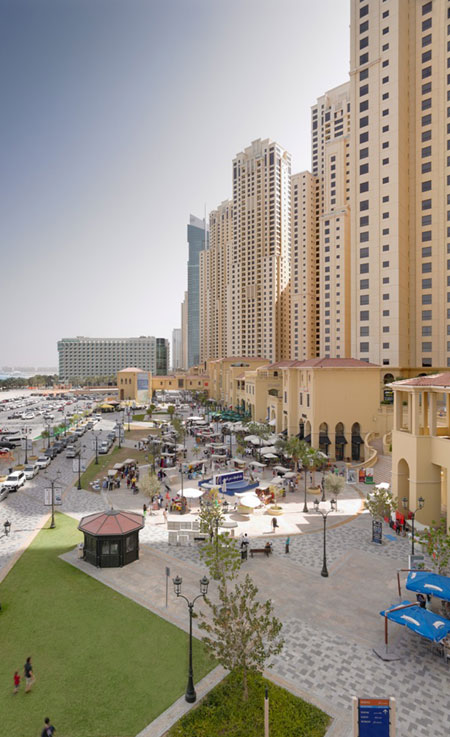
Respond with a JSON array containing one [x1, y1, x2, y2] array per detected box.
[[117, 367, 145, 373], [288, 357, 379, 369], [391, 373, 450, 389]]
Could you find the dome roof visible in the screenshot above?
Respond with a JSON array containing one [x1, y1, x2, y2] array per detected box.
[[78, 509, 144, 536]]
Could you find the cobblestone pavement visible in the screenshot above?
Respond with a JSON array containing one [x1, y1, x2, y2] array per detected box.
[[2, 424, 449, 737]]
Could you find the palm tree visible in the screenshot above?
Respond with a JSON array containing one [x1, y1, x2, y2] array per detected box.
[[147, 404, 156, 420], [276, 440, 327, 513]]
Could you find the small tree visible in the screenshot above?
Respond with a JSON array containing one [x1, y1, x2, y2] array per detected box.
[[199, 574, 284, 701], [417, 518, 450, 575], [324, 473, 346, 510], [139, 470, 161, 501], [364, 486, 397, 520], [147, 403, 156, 419], [200, 533, 242, 583], [198, 502, 224, 542]]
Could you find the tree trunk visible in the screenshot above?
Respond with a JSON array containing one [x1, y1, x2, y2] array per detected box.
[[242, 665, 248, 701]]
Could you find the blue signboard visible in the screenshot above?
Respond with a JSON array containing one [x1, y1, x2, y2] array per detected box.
[[137, 373, 148, 390], [359, 700, 390, 737], [372, 520, 383, 545], [214, 471, 244, 486]]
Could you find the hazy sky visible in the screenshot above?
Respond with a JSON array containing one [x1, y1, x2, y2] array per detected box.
[[1, 0, 349, 366]]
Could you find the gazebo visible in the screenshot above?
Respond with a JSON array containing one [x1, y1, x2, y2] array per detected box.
[[78, 510, 144, 568]]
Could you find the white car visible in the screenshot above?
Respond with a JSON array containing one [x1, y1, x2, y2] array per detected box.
[[24, 463, 39, 479], [22, 412, 35, 420], [4, 471, 26, 491], [36, 456, 51, 469]]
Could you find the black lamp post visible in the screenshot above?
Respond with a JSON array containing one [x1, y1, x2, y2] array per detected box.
[[45, 471, 61, 529], [303, 464, 310, 513], [22, 426, 31, 465], [117, 423, 123, 449], [402, 496, 425, 556], [93, 431, 102, 465], [3, 520, 11, 536], [76, 446, 86, 490], [313, 498, 336, 577], [173, 574, 209, 703]]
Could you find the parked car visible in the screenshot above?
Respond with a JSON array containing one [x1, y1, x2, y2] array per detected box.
[[36, 456, 51, 469], [99, 442, 109, 454], [4, 471, 26, 491], [44, 446, 58, 459], [66, 445, 77, 458], [22, 412, 34, 420], [24, 463, 39, 480], [0, 440, 16, 450]]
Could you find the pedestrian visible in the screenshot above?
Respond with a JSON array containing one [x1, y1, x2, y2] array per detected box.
[[41, 717, 55, 737], [13, 671, 20, 694], [163, 509, 168, 524], [126, 477, 131, 488], [24, 656, 35, 693], [285, 536, 290, 554], [272, 517, 278, 532], [143, 504, 147, 521]]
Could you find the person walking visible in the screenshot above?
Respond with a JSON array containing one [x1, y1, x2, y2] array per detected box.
[[41, 717, 56, 736], [13, 671, 20, 694], [143, 504, 147, 522], [285, 536, 290, 554], [24, 657, 35, 693], [271, 517, 278, 532]]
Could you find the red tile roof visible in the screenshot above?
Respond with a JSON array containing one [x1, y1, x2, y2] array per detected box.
[[78, 510, 144, 536], [264, 360, 299, 369], [283, 357, 379, 369], [392, 373, 450, 388]]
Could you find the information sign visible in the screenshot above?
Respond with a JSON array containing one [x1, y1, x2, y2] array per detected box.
[[358, 699, 390, 737], [372, 519, 383, 545], [44, 488, 62, 506], [213, 470, 244, 486]]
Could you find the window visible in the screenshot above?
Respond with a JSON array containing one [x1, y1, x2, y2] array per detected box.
[[360, 100, 369, 112], [422, 2, 432, 16], [360, 20, 369, 33], [422, 66, 432, 79], [422, 161, 432, 173], [383, 261, 389, 267], [422, 180, 432, 191], [360, 180, 369, 191], [422, 98, 432, 110], [360, 199, 369, 210], [422, 294, 432, 304], [422, 231, 432, 241], [422, 50, 432, 63], [422, 199, 432, 210], [360, 342, 369, 352], [360, 36, 369, 49], [360, 147, 369, 159], [422, 342, 432, 352], [422, 326, 432, 336], [360, 84, 369, 96], [383, 310, 390, 317], [422, 310, 432, 320], [360, 116, 369, 128], [422, 246, 432, 257], [422, 81, 432, 94], [360, 215, 369, 226], [360, 68, 369, 80], [360, 247, 369, 258], [422, 262, 432, 273], [360, 53, 369, 65], [382, 343, 390, 349], [422, 278, 432, 289], [360, 310, 369, 320], [360, 326, 369, 336], [360, 279, 369, 289], [360, 163, 369, 175], [360, 4, 368, 17], [360, 295, 369, 305]]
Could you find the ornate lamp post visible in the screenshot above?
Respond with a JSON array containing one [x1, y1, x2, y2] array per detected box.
[[92, 430, 102, 465], [173, 575, 209, 703], [402, 496, 425, 556], [3, 520, 11, 536], [313, 498, 337, 578]]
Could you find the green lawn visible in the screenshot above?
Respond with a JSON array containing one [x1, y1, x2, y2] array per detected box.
[[0, 514, 214, 737], [167, 671, 330, 737], [79, 445, 143, 489]]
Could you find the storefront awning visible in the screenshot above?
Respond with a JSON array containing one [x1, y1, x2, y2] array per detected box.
[[335, 434, 347, 445], [304, 434, 311, 443], [352, 435, 364, 445], [319, 434, 331, 445]]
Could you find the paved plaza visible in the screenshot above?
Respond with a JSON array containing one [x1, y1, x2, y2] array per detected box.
[[1, 421, 449, 737]]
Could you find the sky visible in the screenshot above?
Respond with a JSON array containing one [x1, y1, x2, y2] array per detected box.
[[0, 0, 350, 367]]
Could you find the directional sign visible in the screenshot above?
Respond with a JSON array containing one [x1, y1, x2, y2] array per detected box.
[[44, 488, 62, 506], [358, 699, 390, 737], [372, 519, 383, 545]]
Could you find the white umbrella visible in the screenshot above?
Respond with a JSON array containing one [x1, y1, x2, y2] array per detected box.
[[263, 453, 278, 459], [238, 493, 261, 508], [375, 482, 390, 490], [284, 471, 297, 479], [260, 446, 277, 454], [182, 488, 204, 499], [249, 461, 266, 468], [273, 465, 291, 474]]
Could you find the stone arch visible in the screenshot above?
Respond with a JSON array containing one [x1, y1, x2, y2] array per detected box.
[[383, 373, 394, 384], [304, 420, 311, 444], [397, 458, 410, 510], [319, 422, 330, 455], [335, 421, 346, 461], [351, 422, 362, 462]]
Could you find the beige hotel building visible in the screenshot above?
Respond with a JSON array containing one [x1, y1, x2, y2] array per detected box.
[[350, 0, 450, 371]]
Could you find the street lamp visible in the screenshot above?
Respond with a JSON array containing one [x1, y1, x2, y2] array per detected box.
[[313, 498, 336, 578], [173, 574, 210, 703], [402, 496, 425, 556], [93, 430, 102, 465], [22, 426, 31, 465], [117, 423, 123, 449], [44, 470, 61, 529], [76, 445, 86, 490], [3, 520, 11, 536]]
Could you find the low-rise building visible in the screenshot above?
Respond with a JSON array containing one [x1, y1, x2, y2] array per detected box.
[[117, 368, 151, 402], [391, 373, 450, 529]]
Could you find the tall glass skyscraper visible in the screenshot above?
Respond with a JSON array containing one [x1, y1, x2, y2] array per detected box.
[[187, 214, 208, 368]]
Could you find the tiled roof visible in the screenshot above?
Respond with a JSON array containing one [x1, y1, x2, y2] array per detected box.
[[392, 373, 450, 388], [78, 510, 144, 536], [118, 367, 144, 373], [264, 360, 299, 369], [286, 357, 379, 369]]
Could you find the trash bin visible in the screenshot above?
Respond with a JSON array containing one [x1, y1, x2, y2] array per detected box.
[[78, 543, 84, 559]]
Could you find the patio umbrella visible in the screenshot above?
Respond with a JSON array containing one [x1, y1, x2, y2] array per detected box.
[[380, 601, 450, 642], [263, 453, 279, 459], [406, 571, 450, 602], [375, 482, 390, 490], [238, 493, 261, 508], [182, 488, 204, 499], [284, 472, 297, 479]]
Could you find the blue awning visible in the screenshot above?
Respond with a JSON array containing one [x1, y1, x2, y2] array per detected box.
[[406, 571, 450, 602], [380, 600, 450, 643]]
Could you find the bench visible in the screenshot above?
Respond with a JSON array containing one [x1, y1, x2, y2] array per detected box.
[[250, 547, 272, 558]]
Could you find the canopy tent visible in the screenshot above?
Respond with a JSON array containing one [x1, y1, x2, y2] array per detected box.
[[284, 471, 297, 479], [244, 435, 264, 446], [268, 418, 277, 426], [123, 459, 137, 465], [380, 601, 450, 643], [260, 446, 278, 455], [375, 482, 390, 490], [231, 457, 246, 465], [406, 571, 450, 602], [273, 465, 291, 474], [249, 460, 266, 468], [113, 463, 124, 470], [263, 452, 279, 460]]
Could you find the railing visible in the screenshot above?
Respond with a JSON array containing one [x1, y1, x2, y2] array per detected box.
[[383, 430, 392, 454], [348, 431, 379, 471]]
